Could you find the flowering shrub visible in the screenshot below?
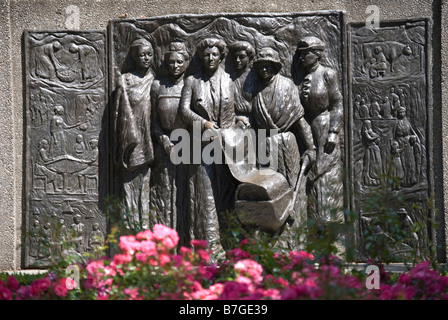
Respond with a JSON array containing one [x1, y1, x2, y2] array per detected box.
[[1, 224, 448, 300]]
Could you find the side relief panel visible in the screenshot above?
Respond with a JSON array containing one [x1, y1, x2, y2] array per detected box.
[[348, 19, 433, 261], [24, 30, 108, 267]]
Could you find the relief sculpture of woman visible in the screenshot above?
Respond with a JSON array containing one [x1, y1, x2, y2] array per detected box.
[[149, 42, 189, 244], [361, 120, 382, 186], [228, 41, 256, 127], [251, 47, 316, 239], [113, 38, 155, 229], [295, 36, 344, 250], [393, 106, 420, 187], [179, 38, 236, 257]]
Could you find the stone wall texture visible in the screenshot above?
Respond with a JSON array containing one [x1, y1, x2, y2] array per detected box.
[[0, 0, 445, 271]]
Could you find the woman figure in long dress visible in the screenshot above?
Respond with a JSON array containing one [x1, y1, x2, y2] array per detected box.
[[295, 36, 344, 226], [250, 47, 315, 247], [361, 120, 382, 186], [179, 38, 236, 256], [149, 42, 189, 244], [113, 38, 155, 229], [389, 140, 404, 189], [393, 106, 418, 187]]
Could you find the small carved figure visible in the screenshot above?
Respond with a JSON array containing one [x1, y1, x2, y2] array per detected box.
[[30, 219, 41, 258], [34, 139, 62, 193], [41, 222, 52, 258], [370, 98, 381, 119], [77, 138, 99, 193], [397, 88, 406, 108], [358, 98, 369, 118], [393, 107, 419, 187], [50, 105, 85, 156], [33, 41, 62, 80], [389, 140, 405, 189], [74, 134, 86, 157], [69, 43, 103, 82], [381, 96, 393, 119], [71, 214, 85, 252], [88, 223, 104, 251], [59, 218, 67, 242], [369, 46, 388, 78], [392, 45, 413, 73], [361, 120, 382, 186], [397, 207, 420, 255], [113, 38, 155, 228], [410, 135, 422, 181], [390, 87, 401, 117]]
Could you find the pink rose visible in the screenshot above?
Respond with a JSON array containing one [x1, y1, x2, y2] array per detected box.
[[7, 276, 19, 291], [54, 284, 68, 297], [0, 287, 12, 300], [191, 239, 209, 249], [152, 224, 179, 249]]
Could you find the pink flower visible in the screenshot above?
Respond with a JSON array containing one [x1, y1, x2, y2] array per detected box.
[[97, 293, 110, 300], [234, 259, 263, 284], [280, 287, 298, 300], [135, 252, 148, 262], [191, 239, 209, 249], [197, 249, 210, 262], [16, 285, 31, 300], [289, 250, 314, 261], [65, 277, 78, 290], [119, 235, 140, 254], [7, 276, 19, 291], [0, 287, 12, 300], [136, 229, 154, 241], [113, 253, 133, 265], [210, 283, 224, 295], [398, 273, 412, 285], [31, 278, 51, 293], [159, 253, 171, 266], [191, 283, 220, 300], [219, 281, 250, 300], [139, 240, 157, 255], [180, 247, 192, 258], [123, 287, 142, 300], [54, 284, 68, 297], [227, 248, 251, 262], [86, 260, 105, 275], [260, 288, 281, 300], [172, 254, 184, 267], [404, 286, 418, 300], [152, 224, 179, 249]]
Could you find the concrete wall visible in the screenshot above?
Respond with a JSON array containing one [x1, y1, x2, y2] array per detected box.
[[0, 0, 444, 270]]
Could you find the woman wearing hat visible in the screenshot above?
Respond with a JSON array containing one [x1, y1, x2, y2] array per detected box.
[[295, 36, 345, 240], [251, 47, 316, 233]]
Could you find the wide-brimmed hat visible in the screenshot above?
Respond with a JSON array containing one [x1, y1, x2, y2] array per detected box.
[[296, 36, 326, 51], [252, 47, 283, 72]]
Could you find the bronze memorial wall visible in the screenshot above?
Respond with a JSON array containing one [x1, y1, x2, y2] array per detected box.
[[22, 11, 434, 267]]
